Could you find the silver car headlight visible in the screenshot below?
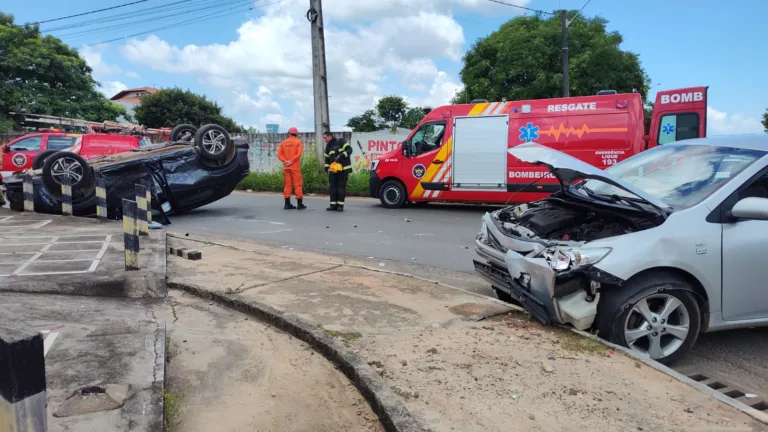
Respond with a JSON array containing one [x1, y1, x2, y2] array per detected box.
[[548, 247, 611, 271]]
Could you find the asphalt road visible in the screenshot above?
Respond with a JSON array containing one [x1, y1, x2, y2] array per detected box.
[[169, 192, 493, 273], [170, 192, 768, 406]]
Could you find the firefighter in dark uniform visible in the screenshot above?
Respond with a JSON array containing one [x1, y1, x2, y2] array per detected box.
[[323, 131, 352, 211]]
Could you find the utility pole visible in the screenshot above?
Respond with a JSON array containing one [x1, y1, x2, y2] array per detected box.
[[308, 0, 330, 160], [561, 10, 569, 98]]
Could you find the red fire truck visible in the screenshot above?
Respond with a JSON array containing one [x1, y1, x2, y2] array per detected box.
[[369, 87, 708, 208]]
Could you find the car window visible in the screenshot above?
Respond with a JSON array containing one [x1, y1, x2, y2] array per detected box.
[[584, 144, 766, 208], [8, 136, 43, 151], [140, 137, 152, 147], [738, 172, 768, 200], [658, 113, 700, 145], [409, 123, 445, 156], [46, 136, 77, 150]]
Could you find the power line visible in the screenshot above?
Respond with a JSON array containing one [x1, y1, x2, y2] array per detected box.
[[55, 0, 253, 38], [486, 0, 552, 15], [84, 0, 288, 47], [28, 0, 150, 25], [567, 0, 592, 25], [42, 0, 212, 32]]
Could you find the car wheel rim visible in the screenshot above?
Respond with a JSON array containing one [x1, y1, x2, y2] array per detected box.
[[623, 293, 690, 360], [383, 186, 401, 205], [202, 130, 226, 155], [50, 157, 83, 185]]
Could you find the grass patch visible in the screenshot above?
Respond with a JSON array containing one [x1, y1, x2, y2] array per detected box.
[[559, 330, 607, 356], [163, 389, 185, 431], [166, 332, 181, 360], [237, 154, 370, 196], [317, 324, 362, 341]]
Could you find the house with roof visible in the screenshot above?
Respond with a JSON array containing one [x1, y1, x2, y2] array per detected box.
[[110, 87, 158, 121]]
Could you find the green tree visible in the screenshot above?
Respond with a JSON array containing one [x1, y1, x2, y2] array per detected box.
[[762, 109, 768, 133], [376, 96, 408, 129], [402, 107, 431, 130], [345, 109, 384, 132], [133, 88, 245, 132], [0, 13, 129, 131], [453, 12, 650, 104]]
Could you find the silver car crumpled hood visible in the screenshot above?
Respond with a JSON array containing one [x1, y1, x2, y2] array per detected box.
[[508, 142, 671, 210]]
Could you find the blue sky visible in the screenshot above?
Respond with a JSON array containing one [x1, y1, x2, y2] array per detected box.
[[3, 0, 766, 134]]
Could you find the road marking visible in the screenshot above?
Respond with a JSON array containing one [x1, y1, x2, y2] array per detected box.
[[41, 330, 60, 357], [12, 252, 42, 275]]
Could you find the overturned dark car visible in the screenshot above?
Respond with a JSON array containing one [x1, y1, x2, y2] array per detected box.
[[3, 124, 249, 220]]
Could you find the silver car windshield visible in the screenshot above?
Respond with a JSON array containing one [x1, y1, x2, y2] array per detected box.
[[583, 144, 766, 209]]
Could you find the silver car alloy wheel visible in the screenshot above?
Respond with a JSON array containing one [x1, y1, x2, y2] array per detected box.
[[623, 293, 690, 360], [202, 130, 227, 155], [50, 157, 83, 185]]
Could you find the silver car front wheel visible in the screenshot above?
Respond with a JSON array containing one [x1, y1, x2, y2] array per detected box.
[[623, 293, 691, 360]]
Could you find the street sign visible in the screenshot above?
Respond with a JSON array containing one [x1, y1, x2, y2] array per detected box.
[[266, 124, 279, 133]]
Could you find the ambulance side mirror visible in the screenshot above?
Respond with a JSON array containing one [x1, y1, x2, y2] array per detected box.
[[402, 140, 410, 157], [1, 145, 8, 153]]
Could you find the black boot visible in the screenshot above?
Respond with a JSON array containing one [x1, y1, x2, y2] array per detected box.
[[284, 198, 296, 209], [326, 204, 338, 211], [297, 199, 307, 210], [336, 205, 344, 212]]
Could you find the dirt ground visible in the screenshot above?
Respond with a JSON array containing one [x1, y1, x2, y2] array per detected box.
[[166, 234, 767, 432], [352, 311, 765, 432], [154, 290, 382, 432]]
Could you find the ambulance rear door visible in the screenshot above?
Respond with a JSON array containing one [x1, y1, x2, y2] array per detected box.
[[449, 115, 509, 192]]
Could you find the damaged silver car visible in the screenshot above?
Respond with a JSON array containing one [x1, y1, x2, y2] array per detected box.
[[474, 135, 768, 364]]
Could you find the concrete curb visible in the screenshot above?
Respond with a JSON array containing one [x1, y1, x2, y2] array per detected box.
[[167, 281, 427, 432], [168, 233, 523, 312], [571, 328, 768, 425]]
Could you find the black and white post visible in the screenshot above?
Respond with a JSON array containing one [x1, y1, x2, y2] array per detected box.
[[23, 174, 34, 212], [0, 320, 47, 432], [95, 172, 107, 219], [122, 199, 140, 271], [61, 175, 73, 216], [135, 183, 149, 236]]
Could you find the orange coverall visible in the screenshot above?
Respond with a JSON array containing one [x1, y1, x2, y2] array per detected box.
[[277, 136, 304, 199]]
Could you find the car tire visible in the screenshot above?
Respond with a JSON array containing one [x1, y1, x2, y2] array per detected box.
[[32, 150, 60, 170], [379, 180, 406, 208], [171, 124, 198, 142], [595, 272, 701, 365], [194, 124, 232, 161], [41, 151, 95, 197]]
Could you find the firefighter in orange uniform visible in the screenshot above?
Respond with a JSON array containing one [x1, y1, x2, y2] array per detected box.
[[277, 127, 306, 210]]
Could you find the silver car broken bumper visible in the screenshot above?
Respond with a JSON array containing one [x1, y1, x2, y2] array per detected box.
[[473, 240, 561, 326]]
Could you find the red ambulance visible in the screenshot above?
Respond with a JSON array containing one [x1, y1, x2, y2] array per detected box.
[[369, 87, 708, 208]]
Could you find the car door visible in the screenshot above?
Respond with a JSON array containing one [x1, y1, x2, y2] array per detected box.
[[3, 135, 44, 173], [721, 169, 768, 321], [404, 121, 448, 200]]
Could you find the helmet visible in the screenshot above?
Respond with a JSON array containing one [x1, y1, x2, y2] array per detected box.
[[288, 127, 299, 135]]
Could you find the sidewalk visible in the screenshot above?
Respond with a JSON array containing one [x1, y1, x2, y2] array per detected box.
[[167, 232, 766, 432]]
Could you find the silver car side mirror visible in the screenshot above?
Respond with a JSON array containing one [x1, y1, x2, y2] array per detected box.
[[730, 197, 768, 221]]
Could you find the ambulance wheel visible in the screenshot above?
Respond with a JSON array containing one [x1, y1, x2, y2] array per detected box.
[[171, 124, 197, 142], [32, 150, 60, 170], [195, 124, 233, 161], [379, 180, 406, 209]]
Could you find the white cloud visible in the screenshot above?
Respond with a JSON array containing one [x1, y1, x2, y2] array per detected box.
[[126, 71, 140, 79], [98, 81, 128, 98], [80, 46, 121, 77], [707, 106, 765, 136], [118, 0, 496, 129]]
